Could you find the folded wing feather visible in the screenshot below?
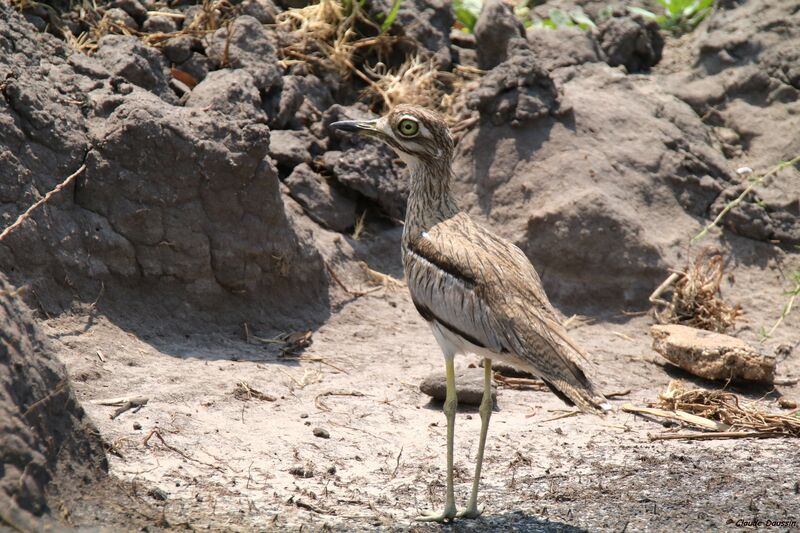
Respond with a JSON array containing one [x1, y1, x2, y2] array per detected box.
[[404, 213, 607, 412]]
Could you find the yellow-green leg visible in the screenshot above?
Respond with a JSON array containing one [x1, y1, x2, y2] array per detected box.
[[458, 357, 492, 519], [416, 356, 458, 522]]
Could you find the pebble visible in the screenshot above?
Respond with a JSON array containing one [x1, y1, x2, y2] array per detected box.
[[313, 427, 330, 439]]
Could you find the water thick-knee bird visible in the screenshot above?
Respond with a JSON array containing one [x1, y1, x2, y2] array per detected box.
[[331, 105, 610, 522]]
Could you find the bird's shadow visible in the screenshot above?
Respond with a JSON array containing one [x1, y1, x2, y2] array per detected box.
[[429, 512, 588, 532]]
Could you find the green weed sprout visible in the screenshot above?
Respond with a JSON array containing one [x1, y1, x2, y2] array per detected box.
[[628, 0, 715, 33], [760, 269, 800, 342], [692, 155, 800, 243]]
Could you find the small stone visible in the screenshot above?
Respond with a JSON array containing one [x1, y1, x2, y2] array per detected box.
[[327, 465, 336, 474], [419, 368, 497, 406], [650, 324, 775, 383], [133, 422, 142, 430], [147, 487, 169, 501], [312, 427, 330, 439], [180, 52, 211, 84], [289, 464, 314, 478], [299, 413, 308, 419], [162, 36, 194, 64], [104, 8, 139, 31], [778, 398, 797, 410], [142, 15, 177, 34], [242, 0, 279, 24], [110, 0, 147, 21]]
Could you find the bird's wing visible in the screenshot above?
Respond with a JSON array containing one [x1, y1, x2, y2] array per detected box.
[[405, 212, 607, 412]]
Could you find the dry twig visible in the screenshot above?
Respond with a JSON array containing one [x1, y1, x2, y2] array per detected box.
[[628, 380, 800, 440], [0, 164, 86, 242]]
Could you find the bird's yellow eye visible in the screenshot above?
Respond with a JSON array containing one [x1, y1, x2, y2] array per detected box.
[[397, 118, 419, 137]]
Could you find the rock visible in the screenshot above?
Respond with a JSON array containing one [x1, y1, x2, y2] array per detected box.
[[185, 69, 264, 119], [94, 35, 174, 100], [778, 398, 797, 410], [242, 0, 279, 24], [473, 0, 525, 70], [0, 5, 328, 318], [269, 129, 323, 170], [312, 427, 330, 439], [76, 89, 325, 301], [597, 11, 664, 72], [179, 52, 211, 83], [526, 26, 602, 70], [205, 15, 281, 92], [110, 0, 147, 22], [0, 276, 107, 528], [322, 147, 407, 221], [650, 324, 775, 383], [104, 7, 138, 31], [284, 163, 356, 232], [142, 14, 177, 34], [147, 487, 169, 501], [481, 360, 536, 379], [420, 368, 497, 406], [161, 35, 194, 64], [468, 40, 561, 126], [372, 0, 453, 67], [662, 0, 800, 244], [289, 464, 314, 478]]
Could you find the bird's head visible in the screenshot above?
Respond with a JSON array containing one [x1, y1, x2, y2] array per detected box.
[[330, 104, 454, 172]]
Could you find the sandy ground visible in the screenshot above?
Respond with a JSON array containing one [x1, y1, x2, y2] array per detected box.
[[46, 251, 800, 532]]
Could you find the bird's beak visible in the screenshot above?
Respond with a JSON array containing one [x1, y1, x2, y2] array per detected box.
[[329, 118, 381, 136]]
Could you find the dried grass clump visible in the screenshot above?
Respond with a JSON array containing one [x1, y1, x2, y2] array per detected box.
[[362, 57, 480, 118], [37, 0, 236, 54], [276, 0, 395, 86], [652, 250, 741, 333], [363, 57, 482, 124], [655, 380, 800, 438]]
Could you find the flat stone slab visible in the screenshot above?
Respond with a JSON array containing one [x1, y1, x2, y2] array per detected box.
[[420, 368, 497, 406], [650, 324, 775, 383]]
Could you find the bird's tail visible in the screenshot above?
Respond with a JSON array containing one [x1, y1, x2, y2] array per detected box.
[[518, 318, 611, 414]]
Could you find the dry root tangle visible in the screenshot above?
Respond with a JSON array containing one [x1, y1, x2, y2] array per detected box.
[[651, 250, 741, 333]]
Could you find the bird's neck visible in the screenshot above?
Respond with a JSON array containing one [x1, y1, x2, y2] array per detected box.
[[402, 161, 460, 247]]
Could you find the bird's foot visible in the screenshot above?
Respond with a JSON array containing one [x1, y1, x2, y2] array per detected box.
[[415, 506, 458, 523], [457, 504, 484, 519]]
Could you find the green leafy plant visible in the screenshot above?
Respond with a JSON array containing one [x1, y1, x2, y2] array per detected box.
[[453, 0, 482, 32], [525, 7, 596, 30], [628, 0, 715, 33]]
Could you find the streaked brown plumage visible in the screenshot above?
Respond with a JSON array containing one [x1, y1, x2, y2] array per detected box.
[[330, 104, 607, 522]]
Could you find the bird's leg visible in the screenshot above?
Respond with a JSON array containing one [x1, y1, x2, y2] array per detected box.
[[458, 357, 492, 519], [416, 355, 458, 522]]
